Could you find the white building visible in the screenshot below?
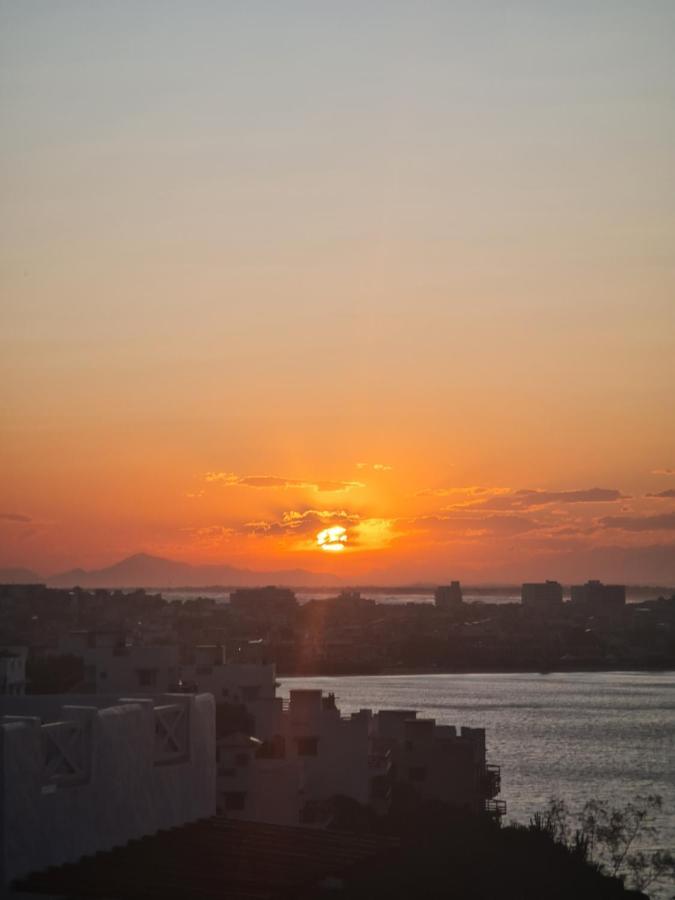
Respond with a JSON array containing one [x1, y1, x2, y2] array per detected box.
[[53, 631, 277, 725], [215, 689, 502, 826], [0, 692, 215, 887], [216, 689, 389, 825]]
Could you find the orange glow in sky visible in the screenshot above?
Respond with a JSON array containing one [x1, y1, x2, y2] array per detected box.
[[1, 4, 674, 583]]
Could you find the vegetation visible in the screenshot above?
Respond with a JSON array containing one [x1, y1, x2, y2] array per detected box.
[[528, 796, 675, 896], [325, 788, 648, 899]]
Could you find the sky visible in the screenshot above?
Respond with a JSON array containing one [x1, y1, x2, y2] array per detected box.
[[1, 1, 674, 583]]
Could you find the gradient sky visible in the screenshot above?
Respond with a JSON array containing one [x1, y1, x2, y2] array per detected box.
[[1, 1, 674, 582]]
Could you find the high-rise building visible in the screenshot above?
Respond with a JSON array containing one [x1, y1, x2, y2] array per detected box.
[[570, 581, 626, 613], [434, 582, 463, 609], [521, 581, 563, 611]]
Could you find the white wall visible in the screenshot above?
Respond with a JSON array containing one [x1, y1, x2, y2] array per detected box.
[[0, 693, 215, 886]]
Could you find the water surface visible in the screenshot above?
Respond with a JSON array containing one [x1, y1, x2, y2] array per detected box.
[[280, 671, 675, 897]]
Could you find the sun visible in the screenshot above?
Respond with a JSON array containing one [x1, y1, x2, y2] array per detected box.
[[316, 525, 348, 553]]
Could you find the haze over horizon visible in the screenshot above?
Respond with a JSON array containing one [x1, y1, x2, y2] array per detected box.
[[2, 2, 674, 583]]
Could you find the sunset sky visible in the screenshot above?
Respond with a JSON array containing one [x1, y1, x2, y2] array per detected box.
[[1, 2, 674, 582]]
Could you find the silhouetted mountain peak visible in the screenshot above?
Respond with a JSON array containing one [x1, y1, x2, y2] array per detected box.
[[45, 553, 341, 589]]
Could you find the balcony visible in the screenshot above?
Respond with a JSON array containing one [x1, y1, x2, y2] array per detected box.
[[481, 763, 501, 798], [484, 799, 507, 818]]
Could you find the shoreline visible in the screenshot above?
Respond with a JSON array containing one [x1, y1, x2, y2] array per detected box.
[[277, 663, 675, 678]]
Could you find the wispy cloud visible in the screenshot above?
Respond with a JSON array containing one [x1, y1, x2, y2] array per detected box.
[[409, 512, 538, 537], [204, 472, 364, 492], [446, 487, 627, 511], [599, 512, 675, 532], [645, 489, 675, 499], [184, 525, 236, 546], [0, 512, 32, 523], [243, 509, 361, 537], [356, 462, 393, 471], [415, 485, 503, 498], [651, 468, 674, 475]]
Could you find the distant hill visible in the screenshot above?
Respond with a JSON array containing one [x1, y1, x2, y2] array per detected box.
[[46, 553, 343, 589], [0, 567, 42, 584]]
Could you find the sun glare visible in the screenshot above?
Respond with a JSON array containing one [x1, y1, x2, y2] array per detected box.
[[316, 525, 348, 553]]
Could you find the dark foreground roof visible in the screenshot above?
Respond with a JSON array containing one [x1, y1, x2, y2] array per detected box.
[[13, 817, 398, 900]]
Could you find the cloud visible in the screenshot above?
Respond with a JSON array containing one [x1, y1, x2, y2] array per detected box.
[[184, 525, 236, 546], [190, 525, 235, 539], [645, 489, 675, 499], [416, 485, 502, 498], [204, 472, 364, 492], [243, 509, 361, 537], [599, 513, 675, 532], [0, 513, 31, 523], [356, 462, 393, 471], [651, 468, 674, 475], [448, 487, 627, 511], [409, 512, 538, 537]]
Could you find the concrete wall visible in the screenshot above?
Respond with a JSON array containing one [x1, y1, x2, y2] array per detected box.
[[0, 693, 215, 887]]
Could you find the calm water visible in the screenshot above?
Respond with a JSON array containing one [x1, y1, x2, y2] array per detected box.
[[280, 671, 675, 897]]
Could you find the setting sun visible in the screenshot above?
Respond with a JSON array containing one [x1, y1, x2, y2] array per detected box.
[[316, 526, 348, 553]]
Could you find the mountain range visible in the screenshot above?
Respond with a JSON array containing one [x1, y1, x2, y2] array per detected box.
[[0, 553, 343, 589]]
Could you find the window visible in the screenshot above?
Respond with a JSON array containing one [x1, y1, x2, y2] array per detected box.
[[408, 766, 427, 782], [137, 668, 158, 687], [196, 665, 212, 675], [295, 737, 319, 757], [235, 752, 249, 767], [223, 791, 246, 811]]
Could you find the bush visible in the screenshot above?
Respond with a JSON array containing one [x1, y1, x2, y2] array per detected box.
[[529, 795, 675, 894]]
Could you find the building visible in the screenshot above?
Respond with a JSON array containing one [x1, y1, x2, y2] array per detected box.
[[372, 709, 503, 816], [216, 689, 381, 825], [570, 581, 626, 614], [0, 692, 215, 887], [54, 631, 274, 696], [434, 582, 464, 609], [0, 645, 27, 695], [229, 586, 298, 617], [521, 581, 563, 611], [214, 689, 504, 826]]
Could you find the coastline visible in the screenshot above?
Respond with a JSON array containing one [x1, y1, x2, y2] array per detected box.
[[278, 663, 675, 678]]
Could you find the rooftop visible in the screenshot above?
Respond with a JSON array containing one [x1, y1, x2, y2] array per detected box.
[[13, 817, 398, 900]]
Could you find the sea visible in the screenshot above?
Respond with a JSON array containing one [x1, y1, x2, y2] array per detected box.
[[166, 586, 670, 605], [279, 671, 675, 899]]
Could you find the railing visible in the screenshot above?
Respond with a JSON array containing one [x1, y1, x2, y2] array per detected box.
[[42, 721, 90, 787], [484, 799, 507, 818], [153, 703, 189, 765], [481, 763, 501, 797]]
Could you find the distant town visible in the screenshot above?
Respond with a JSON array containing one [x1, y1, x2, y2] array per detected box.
[[2, 579, 674, 695]]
